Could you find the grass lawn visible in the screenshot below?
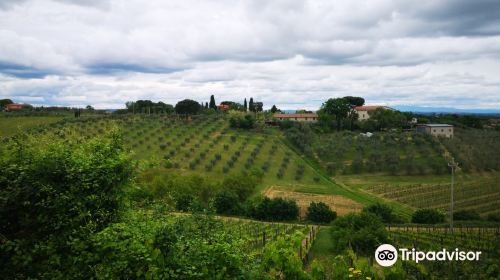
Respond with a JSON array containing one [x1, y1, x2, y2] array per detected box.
[[308, 227, 335, 274]]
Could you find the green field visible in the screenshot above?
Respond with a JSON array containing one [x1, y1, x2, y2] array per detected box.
[[335, 172, 500, 218], [3, 115, 498, 220], [2, 114, 499, 279], [28, 114, 393, 217], [311, 131, 448, 176], [0, 116, 66, 137]]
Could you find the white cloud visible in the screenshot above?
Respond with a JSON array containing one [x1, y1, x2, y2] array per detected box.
[[0, 0, 499, 110]]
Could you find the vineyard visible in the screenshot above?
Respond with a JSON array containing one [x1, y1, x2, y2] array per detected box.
[[388, 225, 500, 279], [220, 218, 319, 263], [365, 173, 500, 217], [1, 113, 500, 279]]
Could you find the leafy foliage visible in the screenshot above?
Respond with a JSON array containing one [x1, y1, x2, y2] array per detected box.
[[368, 108, 408, 131], [318, 97, 352, 130], [411, 208, 446, 224], [453, 209, 481, 221], [249, 197, 300, 221], [214, 190, 242, 215], [306, 202, 337, 224], [125, 100, 174, 114], [363, 203, 405, 224], [228, 112, 256, 129], [330, 212, 388, 255], [90, 213, 254, 279], [0, 130, 133, 278], [175, 99, 202, 115]]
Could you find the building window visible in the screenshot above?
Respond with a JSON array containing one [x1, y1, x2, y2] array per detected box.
[[295, 118, 297, 120], [305, 117, 308, 120]]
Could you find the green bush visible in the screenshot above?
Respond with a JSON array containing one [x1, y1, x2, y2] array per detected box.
[[214, 190, 241, 215], [306, 202, 337, 224], [90, 214, 253, 279], [221, 172, 259, 202], [411, 208, 445, 224], [249, 197, 299, 221], [0, 131, 133, 278], [229, 113, 255, 129], [363, 203, 405, 224], [487, 213, 500, 222], [453, 210, 481, 221], [330, 212, 388, 255]]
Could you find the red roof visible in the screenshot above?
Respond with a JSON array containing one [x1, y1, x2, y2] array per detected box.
[[217, 104, 230, 110], [274, 113, 318, 118], [5, 103, 28, 110], [354, 105, 387, 111]]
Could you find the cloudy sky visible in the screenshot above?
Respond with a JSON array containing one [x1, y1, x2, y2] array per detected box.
[[1, 0, 500, 110]]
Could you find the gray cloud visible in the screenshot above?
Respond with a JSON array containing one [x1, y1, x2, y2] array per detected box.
[[0, 0, 499, 109]]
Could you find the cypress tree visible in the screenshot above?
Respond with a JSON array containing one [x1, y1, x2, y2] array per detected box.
[[244, 98, 247, 111], [205, 102, 208, 109], [209, 95, 216, 110]]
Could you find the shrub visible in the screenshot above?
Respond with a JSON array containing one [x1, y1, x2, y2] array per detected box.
[[214, 191, 241, 215], [229, 112, 255, 129], [221, 173, 258, 202], [92, 214, 253, 279], [487, 213, 500, 222], [175, 194, 194, 211], [453, 210, 481, 221], [330, 212, 388, 255], [0, 131, 133, 278], [249, 197, 299, 221], [411, 209, 445, 224], [306, 202, 337, 223], [363, 203, 402, 224]]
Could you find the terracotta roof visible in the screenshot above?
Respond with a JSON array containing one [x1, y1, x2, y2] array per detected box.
[[273, 113, 318, 118], [5, 103, 28, 109], [354, 105, 388, 111]]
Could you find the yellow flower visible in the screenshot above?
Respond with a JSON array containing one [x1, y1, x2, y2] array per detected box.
[[366, 277, 372, 280], [349, 267, 354, 272]]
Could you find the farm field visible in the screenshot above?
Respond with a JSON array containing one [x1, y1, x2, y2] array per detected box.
[[311, 130, 449, 176], [441, 128, 500, 172], [342, 172, 500, 218], [2, 113, 500, 279], [25, 114, 374, 216], [388, 225, 500, 279], [0, 116, 67, 137], [308, 225, 500, 279]]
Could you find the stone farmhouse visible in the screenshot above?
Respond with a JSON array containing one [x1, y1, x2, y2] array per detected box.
[[416, 124, 454, 138]]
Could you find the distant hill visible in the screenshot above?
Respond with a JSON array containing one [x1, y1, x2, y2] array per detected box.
[[393, 106, 500, 115]]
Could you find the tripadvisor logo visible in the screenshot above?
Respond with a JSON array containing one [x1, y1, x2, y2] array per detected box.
[[374, 244, 482, 267], [375, 244, 398, 267]]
